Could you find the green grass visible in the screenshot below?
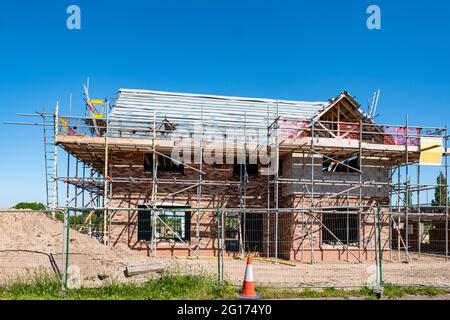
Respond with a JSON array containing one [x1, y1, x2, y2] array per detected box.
[[70, 275, 237, 300], [259, 287, 377, 300], [259, 285, 449, 300], [0, 273, 448, 300], [382, 283, 448, 298], [0, 272, 236, 300], [0, 271, 62, 300]]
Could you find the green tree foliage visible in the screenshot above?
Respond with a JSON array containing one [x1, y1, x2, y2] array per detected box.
[[54, 211, 99, 227], [405, 178, 413, 207], [13, 202, 46, 210], [432, 172, 449, 206]]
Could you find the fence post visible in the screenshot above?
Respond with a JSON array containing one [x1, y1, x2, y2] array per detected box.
[[217, 205, 221, 286], [445, 126, 448, 262], [61, 208, 70, 296], [221, 209, 225, 284]]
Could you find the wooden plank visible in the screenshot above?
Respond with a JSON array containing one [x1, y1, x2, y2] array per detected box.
[[124, 262, 166, 277]]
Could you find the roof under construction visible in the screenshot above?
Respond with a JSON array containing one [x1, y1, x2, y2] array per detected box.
[[109, 88, 331, 135]]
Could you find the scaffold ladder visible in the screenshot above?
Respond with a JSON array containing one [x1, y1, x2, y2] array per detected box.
[[41, 113, 58, 209]]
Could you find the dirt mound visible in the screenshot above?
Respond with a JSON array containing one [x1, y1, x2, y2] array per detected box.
[[0, 211, 166, 286]]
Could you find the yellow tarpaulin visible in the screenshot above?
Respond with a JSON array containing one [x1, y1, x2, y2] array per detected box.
[[419, 138, 443, 166], [89, 99, 105, 118], [90, 99, 104, 105]]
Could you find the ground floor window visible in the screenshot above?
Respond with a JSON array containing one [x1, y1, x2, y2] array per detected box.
[[137, 208, 152, 241], [242, 212, 263, 252], [322, 212, 359, 246], [137, 206, 191, 242], [421, 223, 435, 244], [224, 214, 240, 252]]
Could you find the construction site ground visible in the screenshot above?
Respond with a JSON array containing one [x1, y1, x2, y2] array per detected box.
[[171, 254, 450, 288], [0, 211, 449, 289]]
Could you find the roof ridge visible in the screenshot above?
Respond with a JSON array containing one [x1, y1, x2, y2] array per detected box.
[[118, 88, 329, 106]]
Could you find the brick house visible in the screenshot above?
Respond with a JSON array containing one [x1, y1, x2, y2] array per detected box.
[[57, 89, 426, 262]]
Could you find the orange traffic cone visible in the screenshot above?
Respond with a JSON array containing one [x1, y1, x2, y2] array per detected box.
[[239, 256, 260, 299]]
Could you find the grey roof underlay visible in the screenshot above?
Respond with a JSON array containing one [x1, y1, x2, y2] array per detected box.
[[108, 89, 363, 141]]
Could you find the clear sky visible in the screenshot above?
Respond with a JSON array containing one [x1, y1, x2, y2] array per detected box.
[[0, 1, 449, 207]]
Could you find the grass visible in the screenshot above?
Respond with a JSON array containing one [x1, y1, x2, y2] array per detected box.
[[259, 284, 449, 300], [0, 271, 62, 300], [0, 272, 448, 300], [382, 283, 448, 298], [259, 287, 378, 300], [0, 272, 236, 300]]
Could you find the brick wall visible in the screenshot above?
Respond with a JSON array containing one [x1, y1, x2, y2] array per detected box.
[[107, 151, 391, 261]]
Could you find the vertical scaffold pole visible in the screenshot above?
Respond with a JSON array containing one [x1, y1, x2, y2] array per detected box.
[[81, 162, 85, 209], [74, 158, 79, 228], [310, 120, 315, 264], [389, 210, 393, 262], [239, 112, 248, 256], [359, 119, 363, 263], [196, 106, 204, 256], [405, 114, 410, 262], [53, 102, 59, 217], [65, 152, 71, 208], [417, 162, 421, 258], [373, 206, 378, 284], [266, 104, 271, 258], [103, 121, 109, 245], [89, 165, 93, 237], [275, 100, 279, 261], [397, 166, 401, 261], [377, 203, 383, 289], [151, 112, 158, 256]]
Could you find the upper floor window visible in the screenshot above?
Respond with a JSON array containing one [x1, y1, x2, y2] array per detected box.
[[144, 153, 184, 174], [322, 155, 360, 173], [233, 163, 259, 177]]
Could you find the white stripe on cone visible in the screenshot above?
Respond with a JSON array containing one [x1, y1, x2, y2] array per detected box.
[[244, 264, 254, 282]]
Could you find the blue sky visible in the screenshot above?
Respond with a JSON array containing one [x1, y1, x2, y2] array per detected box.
[[0, 1, 449, 207]]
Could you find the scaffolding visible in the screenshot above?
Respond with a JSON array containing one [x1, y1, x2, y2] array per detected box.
[[6, 90, 450, 263]]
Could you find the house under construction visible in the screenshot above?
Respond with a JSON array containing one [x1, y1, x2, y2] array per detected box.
[[13, 88, 450, 262]]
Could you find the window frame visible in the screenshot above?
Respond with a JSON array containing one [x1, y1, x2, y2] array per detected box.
[[233, 163, 259, 177], [322, 155, 360, 174], [137, 205, 191, 243], [143, 153, 184, 174], [224, 214, 240, 252], [321, 211, 360, 247]]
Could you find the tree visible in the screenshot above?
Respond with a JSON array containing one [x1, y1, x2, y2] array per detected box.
[[432, 172, 449, 206], [405, 178, 413, 207], [13, 202, 46, 210]]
